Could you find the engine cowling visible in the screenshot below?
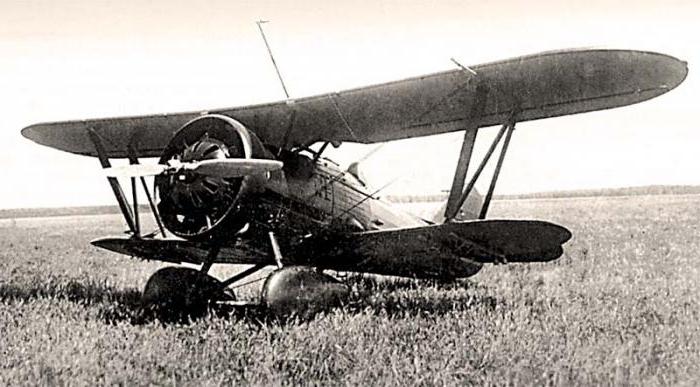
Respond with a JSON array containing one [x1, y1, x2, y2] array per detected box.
[[155, 114, 269, 240]]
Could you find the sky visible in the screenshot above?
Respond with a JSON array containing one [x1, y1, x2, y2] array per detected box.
[[0, 0, 697, 208]]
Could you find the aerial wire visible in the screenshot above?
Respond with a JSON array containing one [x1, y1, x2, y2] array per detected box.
[[255, 20, 290, 100]]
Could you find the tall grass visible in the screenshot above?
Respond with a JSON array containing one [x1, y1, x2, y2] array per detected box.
[[1, 195, 698, 385]]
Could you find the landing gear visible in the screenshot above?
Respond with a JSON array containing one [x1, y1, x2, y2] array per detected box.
[[262, 266, 350, 318], [140, 264, 350, 322], [140, 267, 234, 323], [262, 232, 350, 317], [139, 233, 351, 322]]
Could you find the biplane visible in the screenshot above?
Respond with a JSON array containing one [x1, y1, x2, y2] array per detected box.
[[21, 48, 687, 320]]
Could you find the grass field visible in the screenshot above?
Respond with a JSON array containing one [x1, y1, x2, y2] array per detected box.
[[1, 195, 699, 385]]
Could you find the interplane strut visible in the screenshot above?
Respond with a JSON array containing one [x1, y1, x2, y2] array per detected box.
[[87, 129, 137, 233], [444, 113, 517, 222], [89, 128, 168, 238], [444, 81, 488, 220]]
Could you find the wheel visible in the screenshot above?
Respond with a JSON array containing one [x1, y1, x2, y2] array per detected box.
[[262, 266, 350, 318], [140, 267, 234, 323]]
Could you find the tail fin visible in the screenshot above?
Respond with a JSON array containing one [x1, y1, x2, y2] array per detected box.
[[429, 189, 483, 223], [386, 189, 484, 224]]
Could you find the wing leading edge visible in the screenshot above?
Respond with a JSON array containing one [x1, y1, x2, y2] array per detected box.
[[22, 49, 687, 158]]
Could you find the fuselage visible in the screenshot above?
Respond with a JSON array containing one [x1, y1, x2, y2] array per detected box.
[[229, 150, 482, 279], [259, 151, 427, 236]]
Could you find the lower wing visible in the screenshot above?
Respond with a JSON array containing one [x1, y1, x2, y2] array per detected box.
[[298, 220, 572, 279], [93, 219, 571, 280]]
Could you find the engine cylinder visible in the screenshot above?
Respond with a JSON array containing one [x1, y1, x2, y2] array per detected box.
[[155, 114, 267, 240]]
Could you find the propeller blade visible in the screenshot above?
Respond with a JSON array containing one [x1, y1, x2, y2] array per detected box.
[[104, 159, 282, 178], [190, 159, 283, 178], [103, 164, 168, 178]]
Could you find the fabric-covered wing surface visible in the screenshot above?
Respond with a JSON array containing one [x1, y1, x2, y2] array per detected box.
[[342, 219, 573, 263], [294, 219, 572, 279], [92, 219, 571, 279], [22, 49, 687, 158], [90, 236, 270, 265]]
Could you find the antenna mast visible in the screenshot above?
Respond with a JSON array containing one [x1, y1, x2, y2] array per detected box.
[[256, 20, 290, 99]]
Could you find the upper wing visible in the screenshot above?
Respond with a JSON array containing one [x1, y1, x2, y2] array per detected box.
[[22, 49, 687, 158]]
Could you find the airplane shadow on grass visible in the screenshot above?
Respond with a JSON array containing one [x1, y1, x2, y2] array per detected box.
[[0, 275, 501, 326], [343, 275, 500, 317]]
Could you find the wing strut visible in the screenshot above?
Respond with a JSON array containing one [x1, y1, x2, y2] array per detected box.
[[87, 129, 137, 233], [131, 175, 140, 234], [444, 82, 488, 220], [88, 128, 168, 237], [444, 113, 517, 222], [127, 147, 167, 237], [479, 121, 515, 219]]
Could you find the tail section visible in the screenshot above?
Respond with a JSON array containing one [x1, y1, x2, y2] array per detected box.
[[386, 190, 484, 224], [430, 189, 483, 223]]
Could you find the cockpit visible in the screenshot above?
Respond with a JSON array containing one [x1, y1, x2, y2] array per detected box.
[[346, 161, 367, 187]]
